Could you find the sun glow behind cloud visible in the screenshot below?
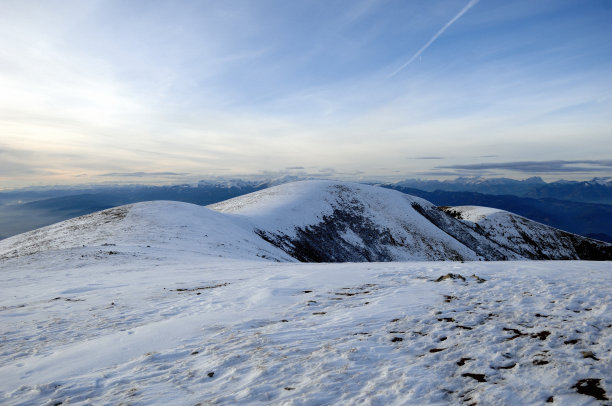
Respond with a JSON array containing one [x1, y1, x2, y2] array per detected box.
[[0, 0, 611, 187]]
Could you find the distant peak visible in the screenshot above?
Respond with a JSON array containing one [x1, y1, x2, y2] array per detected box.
[[524, 176, 545, 183]]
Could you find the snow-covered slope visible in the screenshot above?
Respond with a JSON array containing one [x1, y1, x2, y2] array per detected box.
[[0, 201, 294, 262], [444, 206, 612, 260]]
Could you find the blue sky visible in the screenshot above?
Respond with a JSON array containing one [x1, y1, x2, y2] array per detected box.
[[1, 0, 611, 188]]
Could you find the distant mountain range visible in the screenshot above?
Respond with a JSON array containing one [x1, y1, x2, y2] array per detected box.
[[2, 181, 610, 262], [388, 176, 612, 204]]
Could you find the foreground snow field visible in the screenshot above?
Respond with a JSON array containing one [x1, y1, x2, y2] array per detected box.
[[1, 245, 610, 404]]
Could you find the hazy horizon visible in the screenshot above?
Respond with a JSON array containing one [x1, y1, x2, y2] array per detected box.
[[1, 171, 611, 193]]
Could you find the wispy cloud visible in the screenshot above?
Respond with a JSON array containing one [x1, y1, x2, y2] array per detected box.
[[439, 160, 612, 173], [388, 0, 480, 78], [99, 172, 189, 178], [414, 170, 483, 177]]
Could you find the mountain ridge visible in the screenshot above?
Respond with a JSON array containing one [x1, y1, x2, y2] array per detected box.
[[3, 177, 612, 241], [1, 181, 610, 262]]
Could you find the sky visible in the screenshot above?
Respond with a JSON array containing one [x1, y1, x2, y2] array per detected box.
[[1, 0, 611, 188]]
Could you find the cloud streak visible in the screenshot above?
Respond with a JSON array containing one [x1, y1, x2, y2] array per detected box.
[[438, 160, 612, 173], [99, 172, 189, 178], [388, 0, 480, 78]]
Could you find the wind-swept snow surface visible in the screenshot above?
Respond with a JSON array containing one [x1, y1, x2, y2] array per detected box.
[[1, 250, 610, 405]]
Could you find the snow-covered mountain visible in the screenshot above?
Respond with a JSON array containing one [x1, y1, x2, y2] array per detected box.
[[210, 180, 610, 261], [442, 206, 612, 260], [2, 180, 610, 262], [210, 181, 488, 261]]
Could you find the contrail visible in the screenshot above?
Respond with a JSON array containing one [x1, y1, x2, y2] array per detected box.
[[388, 0, 480, 78]]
